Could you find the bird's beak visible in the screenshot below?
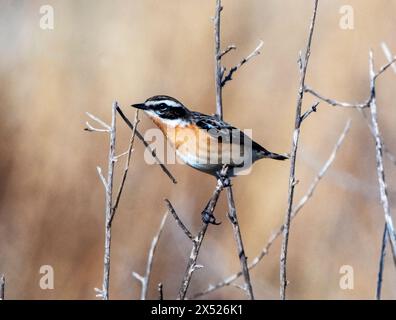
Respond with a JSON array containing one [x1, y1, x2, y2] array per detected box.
[[131, 103, 147, 110]]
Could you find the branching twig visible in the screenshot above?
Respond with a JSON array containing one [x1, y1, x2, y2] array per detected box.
[[165, 199, 193, 241], [304, 55, 396, 110], [376, 225, 387, 300], [88, 103, 139, 300], [368, 50, 396, 278], [110, 111, 139, 225], [381, 42, 396, 74], [221, 40, 264, 87], [213, 0, 255, 300], [177, 173, 228, 300], [226, 186, 254, 299], [214, 0, 224, 119], [219, 45, 236, 59], [133, 211, 168, 300], [115, 106, 177, 184], [280, 0, 319, 300], [191, 120, 351, 299], [95, 101, 118, 300]]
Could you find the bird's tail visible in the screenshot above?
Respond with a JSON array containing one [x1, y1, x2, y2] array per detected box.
[[258, 150, 289, 161]]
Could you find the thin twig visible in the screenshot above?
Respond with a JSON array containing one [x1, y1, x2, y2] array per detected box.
[[300, 101, 320, 123], [376, 224, 387, 300], [133, 211, 169, 300], [280, 0, 319, 300], [177, 173, 227, 300], [85, 112, 111, 131], [190, 120, 351, 299], [226, 186, 254, 299], [213, 0, 255, 300], [110, 111, 140, 225], [165, 199, 194, 241], [221, 40, 264, 87], [0, 274, 4, 300], [304, 55, 396, 109], [214, 0, 223, 119], [368, 50, 396, 274], [97, 101, 118, 300], [381, 42, 396, 74], [305, 86, 370, 109], [115, 106, 177, 184], [219, 45, 236, 59]]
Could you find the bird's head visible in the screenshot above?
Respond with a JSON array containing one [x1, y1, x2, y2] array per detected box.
[[131, 96, 190, 125]]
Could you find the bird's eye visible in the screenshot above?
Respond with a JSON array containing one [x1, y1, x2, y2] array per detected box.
[[159, 103, 167, 109]]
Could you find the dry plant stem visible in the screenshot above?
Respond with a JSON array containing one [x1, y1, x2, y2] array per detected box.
[[0, 274, 4, 300], [190, 120, 351, 299], [86, 104, 139, 299], [115, 106, 177, 184], [177, 177, 226, 300], [110, 111, 139, 225], [226, 187, 254, 299], [101, 102, 117, 300], [280, 0, 319, 300], [213, 0, 254, 300], [214, 0, 223, 119], [376, 225, 387, 300], [165, 199, 193, 241], [381, 42, 396, 74], [368, 50, 396, 268], [133, 212, 168, 300], [221, 41, 264, 87], [304, 56, 396, 109]]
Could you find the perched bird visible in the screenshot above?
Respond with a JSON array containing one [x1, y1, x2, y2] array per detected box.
[[131, 95, 288, 178]]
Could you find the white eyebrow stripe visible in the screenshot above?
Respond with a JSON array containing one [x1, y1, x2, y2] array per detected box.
[[146, 100, 181, 107]]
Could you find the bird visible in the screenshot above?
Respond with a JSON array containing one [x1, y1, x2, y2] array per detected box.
[[131, 95, 287, 175], [131, 95, 288, 224]]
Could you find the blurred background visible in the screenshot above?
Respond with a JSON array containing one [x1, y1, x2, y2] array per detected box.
[[1, 0, 396, 299]]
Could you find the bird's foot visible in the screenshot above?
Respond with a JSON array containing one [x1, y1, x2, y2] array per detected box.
[[215, 172, 232, 188], [201, 210, 221, 225]]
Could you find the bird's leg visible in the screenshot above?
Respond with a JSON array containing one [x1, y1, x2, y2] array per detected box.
[[200, 168, 231, 225]]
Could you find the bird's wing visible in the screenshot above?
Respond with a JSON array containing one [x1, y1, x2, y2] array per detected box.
[[191, 111, 266, 152]]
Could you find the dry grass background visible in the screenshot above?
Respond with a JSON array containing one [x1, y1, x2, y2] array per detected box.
[[0, 0, 396, 299]]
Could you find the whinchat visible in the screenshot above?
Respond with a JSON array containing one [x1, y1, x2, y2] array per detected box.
[[131, 96, 287, 178]]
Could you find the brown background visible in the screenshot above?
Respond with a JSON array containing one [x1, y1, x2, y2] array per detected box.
[[1, 0, 396, 299]]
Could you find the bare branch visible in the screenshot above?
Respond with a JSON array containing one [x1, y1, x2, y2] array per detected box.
[[219, 45, 236, 59], [110, 111, 140, 225], [177, 173, 228, 300], [280, 0, 319, 300], [300, 101, 320, 123], [214, 0, 223, 119], [221, 40, 264, 87], [376, 225, 387, 300], [304, 86, 369, 108], [133, 211, 169, 300], [100, 101, 118, 300], [115, 105, 177, 184], [226, 186, 254, 299], [191, 120, 351, 299], [381, 42, 396, 74], [85, 112, 111, 131], [85, 121, 110, 133], [368, 50, 396, 275], [165, 199, 194, 241], [96, 166, 108, 191]]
